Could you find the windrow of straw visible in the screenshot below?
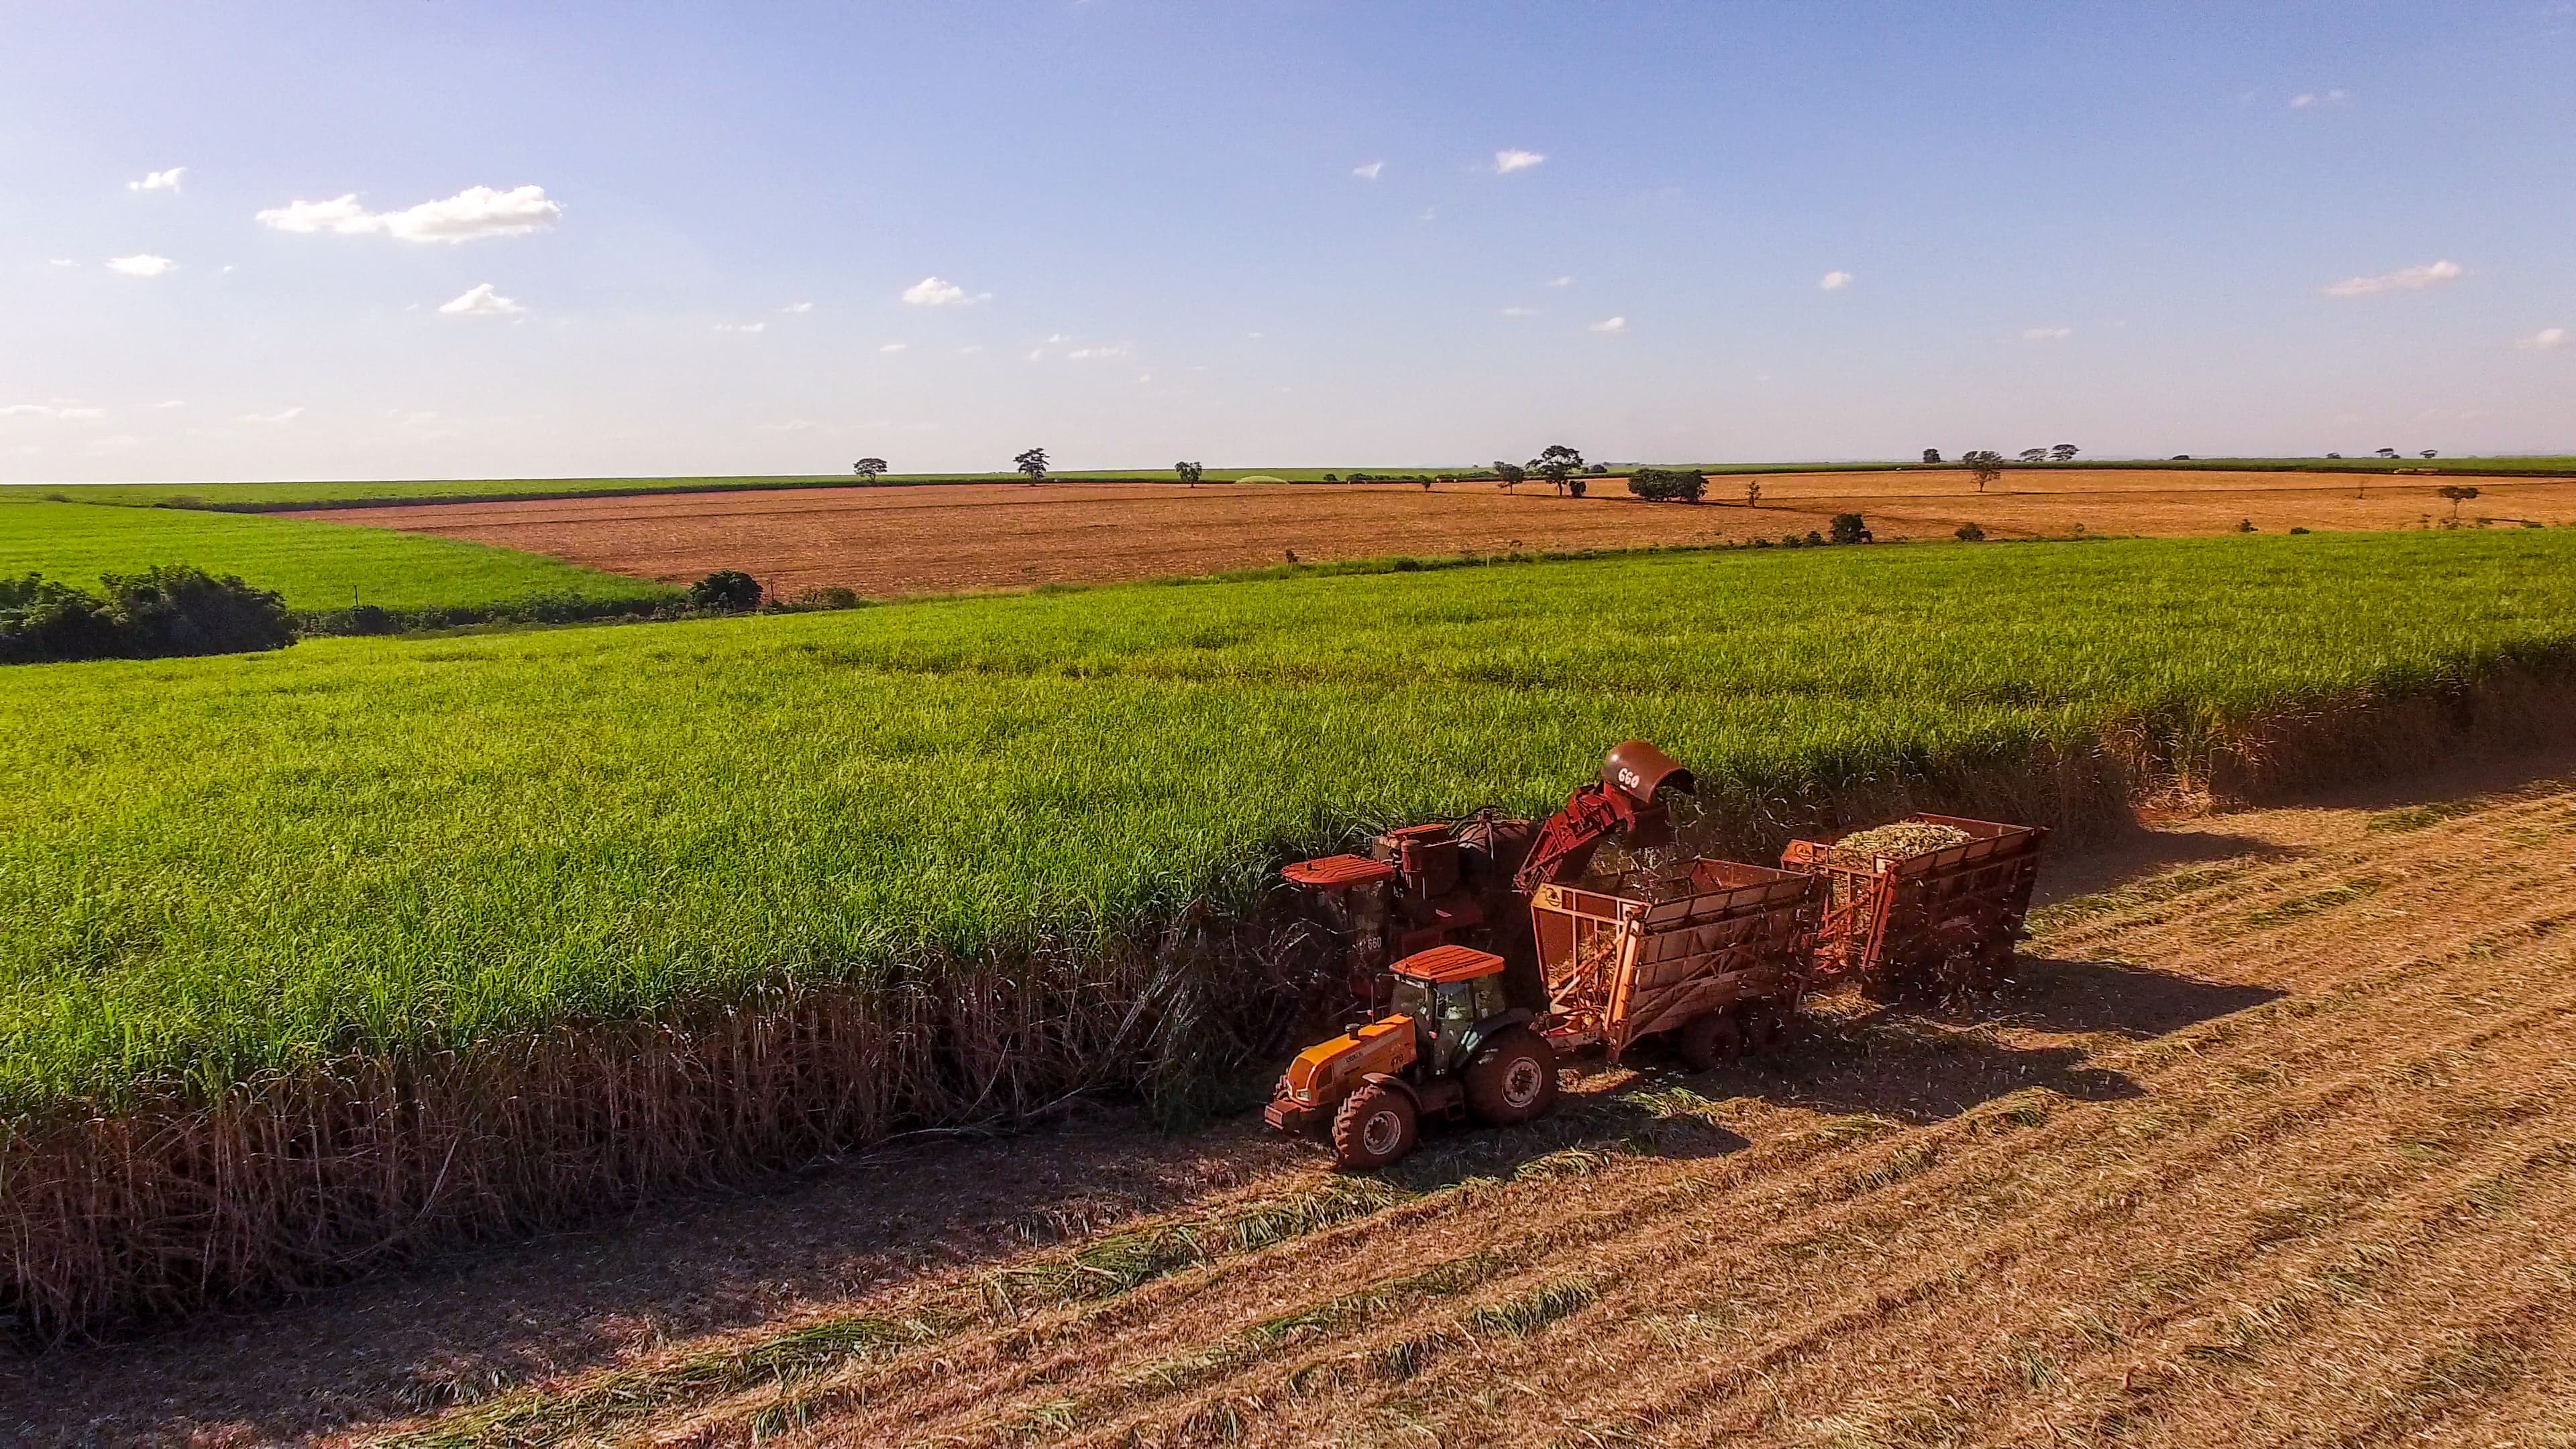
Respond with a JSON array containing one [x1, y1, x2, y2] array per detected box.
[[6, 659, 2573, 1339]]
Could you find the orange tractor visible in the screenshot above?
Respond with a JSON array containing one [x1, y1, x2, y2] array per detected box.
[[1261, 943, 1560, 1169]]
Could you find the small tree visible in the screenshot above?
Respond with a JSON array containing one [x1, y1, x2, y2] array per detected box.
[[1744, 477, 1764, 508], [2437, 484, 2481, 523], [1175, 461, 1203, 486], [1962, 449, 2004, 493], [852, 457, 888, 481], [1953, 523, 1986, 542], [1528, 443, 1585, 496], [1014, 447, 1049, 484], [2019, 447, 2048, 465], [1566, 476, 1587, 498], [689, 570, 763, 612], [2049, 443, 2078, 462], [2374, 447, 2400, 460], [1493, 461, 1527, 492], [1922, 448, 1943, 464], [1829, 513, 1872, 545], [2421, 449, 2438, 460]]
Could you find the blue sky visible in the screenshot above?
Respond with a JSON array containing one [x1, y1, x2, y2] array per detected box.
[[3, 1, 2571, 482]]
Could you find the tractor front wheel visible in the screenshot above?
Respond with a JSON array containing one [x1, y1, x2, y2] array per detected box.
[[1331, 1083, 1419, 1169], [1464, 1028, 1560, 1126]]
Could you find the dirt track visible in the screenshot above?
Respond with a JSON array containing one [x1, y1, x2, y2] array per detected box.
[[289, 470, 2576, 599], [9, 747, 2574, 1447]]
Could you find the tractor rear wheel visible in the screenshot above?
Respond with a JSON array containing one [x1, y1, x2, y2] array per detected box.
[[1464, 1028, 1560, 1126], [1331, 1083, 1419, 1169], [1676, 1010, 1741, 1072]]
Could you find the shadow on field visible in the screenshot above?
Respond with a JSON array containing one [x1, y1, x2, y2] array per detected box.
[[1711, 1002, 2145, 1126], [2006, 955, 2283, 1039], [2031, 828, 2303, 906], [1381, 952, 2274, 1182]]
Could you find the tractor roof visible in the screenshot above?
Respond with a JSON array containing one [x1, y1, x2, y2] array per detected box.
[[1392, 944, 1507, 983]]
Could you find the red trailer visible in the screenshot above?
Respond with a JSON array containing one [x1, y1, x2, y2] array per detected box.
[[1780, 813, 2046, 997], [1528, 857, 1824, 1070]]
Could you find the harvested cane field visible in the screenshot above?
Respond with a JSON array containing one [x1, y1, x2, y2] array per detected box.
[[5, 530, 2576, 1337], [9, 752, 2575, 1447], [0, 500, 677, 623], [287, 470, 2576, 599]]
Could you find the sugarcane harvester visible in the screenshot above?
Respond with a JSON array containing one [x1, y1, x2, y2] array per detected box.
[[1267, 743, 1811, 1169]]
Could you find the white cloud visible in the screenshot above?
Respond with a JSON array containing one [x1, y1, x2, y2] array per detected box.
[[1066, 343, 1133, 360], [1501, 306, 1538, 318], [48, 258, 77, 268], [255, 184, 562, 243], [2322, 259, 2463, 299], [128, 167, 185, 193], [106, 254, 176, 277], [771, 419, 818, 431], [1044, 332, 1072, 343], [902, 275, 989, 307], [1547, 275, 1574, 288], [2289, 89, 2349, 109], [879, 342, 908, 353], [0, 400, 106, 421], [1493, 149, 1546, 174], [713, 321, 767, 333], [152, 399, 187, 409], [782, 301, 814, 314], [2522, 327, 2568, 351], [1352, 161, 1383, 180], [237, 407, 304, 424], [1819, 270, 1853, 291], [1026, 348, 1044, 362], [437, 282, 525, 316], [957, 343, 985, 354], [2022, 326, 2073, 341], [1589, 316, 1627, 333]]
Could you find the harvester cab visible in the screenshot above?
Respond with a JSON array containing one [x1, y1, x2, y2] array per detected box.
[[1263, 943, 1559, 1169]]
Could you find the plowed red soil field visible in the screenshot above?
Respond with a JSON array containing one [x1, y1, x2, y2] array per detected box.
[[11, 748, 2574, 1448], [289, 470, 2576, 599]]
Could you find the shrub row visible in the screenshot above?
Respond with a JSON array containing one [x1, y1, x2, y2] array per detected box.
[[0, 567, 295, 665], [1627, 467, 1710, 502]]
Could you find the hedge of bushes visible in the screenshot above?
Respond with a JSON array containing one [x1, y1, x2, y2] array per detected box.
[[1, 566, 297, 665], [1627, 467, 1709, 502]]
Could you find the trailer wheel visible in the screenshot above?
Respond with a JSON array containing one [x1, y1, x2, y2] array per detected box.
[[1331, 1083, 1419, 1169], [1741, 1001, 1795, 1056], [1464, 1028, 1560, 1125], [1676, 1010, 1741, 1072]]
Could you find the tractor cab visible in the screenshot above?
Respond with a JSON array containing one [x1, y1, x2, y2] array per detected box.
[[1387, 944, 1513, 1075]]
